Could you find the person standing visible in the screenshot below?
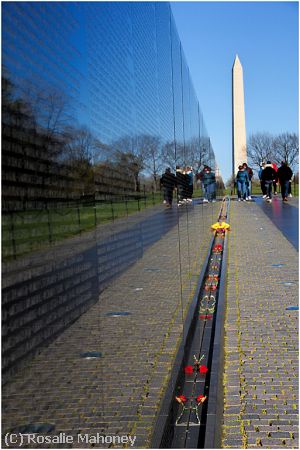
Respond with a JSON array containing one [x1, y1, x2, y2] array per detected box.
[[261, 161, 276, 203], [202, 166, 216, 202], [243, 162, 253, 200], [272, 162, 279, 195], [276, 161, 293, 202], [176, 166, 187, 206], [160, 167, 177, 207], [186, 166, 194, 203], [258, 162, 266, 196], [236, 165, 249, 201]]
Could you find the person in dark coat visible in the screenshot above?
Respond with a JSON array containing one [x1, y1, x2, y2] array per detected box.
[[202, 166, 216, 202], [176, 166, 188, 205], [242, 163, 253, 200], [261, 161, 276, 203], [276, 161, 293, 202], [160, 167, 177, 207], [258, 162, 266, 196], [236, 165, 249, 201], [186, 166, 194, 202]]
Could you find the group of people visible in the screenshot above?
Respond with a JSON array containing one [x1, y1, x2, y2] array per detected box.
[[161, 159, 294, 208], [236, 160, 294, 203], [160, 164, 217, 207], [160, 166, 194, 208], [258, 160, 293, 202], [236, 163, 253, 201]]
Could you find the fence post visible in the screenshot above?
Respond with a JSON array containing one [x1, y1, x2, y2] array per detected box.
[[46, 208, 52, 243], [143, 185, 147, 208], [94, 196, 97, 227], [137, 194, 140, 212], [77, 204, 81, 235], [10, 212, 17, 260], [111, 199, 115, 222]]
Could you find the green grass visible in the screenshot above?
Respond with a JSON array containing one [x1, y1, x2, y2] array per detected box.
[[2, 192, 163, 261]]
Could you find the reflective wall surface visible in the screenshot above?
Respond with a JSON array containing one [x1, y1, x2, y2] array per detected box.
[[2, 2, 222, 379]]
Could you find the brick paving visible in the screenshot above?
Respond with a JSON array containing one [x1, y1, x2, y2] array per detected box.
[[2, 201, 219, 448], [2, 198, 298, 449], [223, 199, 299, 449]]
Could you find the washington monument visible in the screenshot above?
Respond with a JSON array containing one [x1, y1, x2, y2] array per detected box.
[[232, 54, 247, 175]]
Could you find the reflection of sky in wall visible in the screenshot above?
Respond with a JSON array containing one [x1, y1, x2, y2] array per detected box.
[[2, 1, 213, 162]]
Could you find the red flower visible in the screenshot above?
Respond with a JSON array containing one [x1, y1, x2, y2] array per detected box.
[[199, 365, 208, 374], [196, 395, 207, 404], [212, 244, 223, 253], [184, 365, 194, 374], [175, 395, 187, 404], [199, 314, 213, 320]]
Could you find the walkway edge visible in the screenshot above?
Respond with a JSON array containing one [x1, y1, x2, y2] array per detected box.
[[204, 201, 230, 448], [150, 233, 215, 448]]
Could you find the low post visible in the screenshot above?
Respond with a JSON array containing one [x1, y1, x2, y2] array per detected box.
[[143, 184, 147, 208], [77, 204, 81, 235], [46, 207, 52, 243], [10, 211, 17, 260], [111, 199, 115, 222]]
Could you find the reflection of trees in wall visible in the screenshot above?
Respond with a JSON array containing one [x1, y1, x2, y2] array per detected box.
[[138, 134, 162, 192]]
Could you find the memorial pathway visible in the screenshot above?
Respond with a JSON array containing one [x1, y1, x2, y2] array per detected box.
[[223, 197, 298, 449], [2, 197, 298, 449], [2, 200, 218, 448]]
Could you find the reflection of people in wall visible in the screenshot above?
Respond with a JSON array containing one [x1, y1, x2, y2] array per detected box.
[[185, 166, 194, 203], [202, 166, 216, 203], [176, 166, 188, 205], [160, 167, 176, 207]]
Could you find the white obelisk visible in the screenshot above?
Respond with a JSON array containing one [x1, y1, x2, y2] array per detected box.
[[232, 55, 247, 176]]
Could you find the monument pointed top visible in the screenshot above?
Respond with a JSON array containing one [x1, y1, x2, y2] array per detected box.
[[233, 54, 242, 70]]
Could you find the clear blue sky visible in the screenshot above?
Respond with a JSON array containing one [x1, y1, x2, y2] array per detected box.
[[171, 1, 299, 181]]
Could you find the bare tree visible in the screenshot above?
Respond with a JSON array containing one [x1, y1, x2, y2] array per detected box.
[[62, 126, 101, 195], [138, 134, 162, 191], [110, 135, 145, 192], [247, 132, 274, 169], [272, 133, 299, 169], [161, 140, 186, 169]]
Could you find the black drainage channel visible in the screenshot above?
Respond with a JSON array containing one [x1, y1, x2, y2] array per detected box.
[[151, 197, 230, 449]]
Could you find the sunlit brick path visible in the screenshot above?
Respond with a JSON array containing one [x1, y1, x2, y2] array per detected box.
[[2, 198, 298, 449], [2, 201, 219, 449], [223, 199, 298, 449]]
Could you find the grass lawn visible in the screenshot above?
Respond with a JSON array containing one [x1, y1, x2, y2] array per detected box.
[[2, 192, 163, 261]]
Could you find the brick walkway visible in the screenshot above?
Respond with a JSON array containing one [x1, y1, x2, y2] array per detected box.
[[2, 201, 219, 448], [223, 199, 298, 449], [2, 198, 298, 449]]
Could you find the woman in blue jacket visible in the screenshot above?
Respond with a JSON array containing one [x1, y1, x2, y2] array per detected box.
[[236, 165, 249, 201]]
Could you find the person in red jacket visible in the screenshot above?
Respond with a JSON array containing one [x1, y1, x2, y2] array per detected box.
[[272, 162, 278, 195]]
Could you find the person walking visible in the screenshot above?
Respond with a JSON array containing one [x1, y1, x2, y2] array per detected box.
[[160, 167, 177, 207], [272, 162, 279, 195], [258, 162, 266, 196], [176, 166, 188, 206], [202, 166, 216, 202], [186, 166, 194, 203], [236, 165, 249, 201], [261, 161, 276, 203], [243, 162, 253, 200], [276, 161, 293, 202], [197, 166, 207, 201]]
